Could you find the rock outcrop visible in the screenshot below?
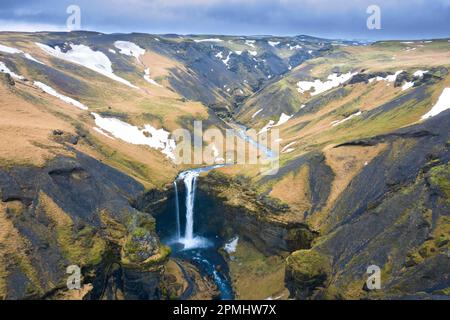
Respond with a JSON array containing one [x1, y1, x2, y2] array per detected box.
[[285, 250, 331, 299], [196, 171, 318, 255], [0, 151, 169, 300]]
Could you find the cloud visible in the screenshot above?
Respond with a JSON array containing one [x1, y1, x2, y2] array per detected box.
[[0, 0, 449, 39], [0, 20, 66, 32]]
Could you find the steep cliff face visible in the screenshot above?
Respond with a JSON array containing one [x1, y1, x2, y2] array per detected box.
[[285, 112, 450, 299], [0, 151, 169, 300], [197, 172, 317, 255]]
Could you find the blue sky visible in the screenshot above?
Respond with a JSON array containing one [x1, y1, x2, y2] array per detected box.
[[0, 0, 449, 40]]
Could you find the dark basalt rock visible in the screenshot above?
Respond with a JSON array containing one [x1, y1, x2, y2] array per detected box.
[[52, 129, 64, 136], [191, 172, 318, 255], [0, 151, 166, 300], [285, 111, 450, 299], [347, 72, 389, 85], [2, 73, 15, 86], [347, 73, 372, 84], [394, 71, 413, 87]]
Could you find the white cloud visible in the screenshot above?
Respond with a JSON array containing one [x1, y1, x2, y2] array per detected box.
[[0, 20, 66, 32]]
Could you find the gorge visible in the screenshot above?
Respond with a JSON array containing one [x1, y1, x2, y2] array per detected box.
[[158, 165, 235, 300]]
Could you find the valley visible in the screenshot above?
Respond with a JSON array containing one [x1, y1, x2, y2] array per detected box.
[[0, 31, 449, 300]]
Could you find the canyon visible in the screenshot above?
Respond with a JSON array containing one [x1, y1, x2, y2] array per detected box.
[[0, 31, 449, 300]]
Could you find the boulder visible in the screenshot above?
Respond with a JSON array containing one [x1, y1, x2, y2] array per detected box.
[[285, 250, 331, 299]]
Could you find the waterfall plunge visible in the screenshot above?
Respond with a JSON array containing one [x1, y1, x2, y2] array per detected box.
[[175, 169, 213, 250], [173, 181, 181, 240], [181, 170, 198, 243]]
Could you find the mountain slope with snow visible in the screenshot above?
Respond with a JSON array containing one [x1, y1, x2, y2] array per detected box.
[[0, 31, 449, 301]]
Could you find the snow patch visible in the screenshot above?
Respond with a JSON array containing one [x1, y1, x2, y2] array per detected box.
[[224, 237, 239, 254], [194, 38, 223, 43], [144, 68, 163, 87], [23, 53, 44, 64], [402, 81, 414, 91], [0, 60, 24, 79], [282, 148, 295, 154], [222, 52, 232, 67], [114, 41, 145, 61], [265, 294, 284, 300], [36, 42, 138, 88], [331, 111, 362, 127], [258, 113, 292, 133], [268, 41, 280, 47], [93, 127, 115, 139], [0, 43, 44, 64], [368, 70, 403, 83], [281, 141, 296, 153], [245, 40, 255, 48], [421, 88, 450, 119], [413, 70, 428, 78], [259, 120, 275, 134], [251, 109, 263, 118], [34, 81, 88, 110], [92, 113, 176, 160], [248, 50, 258, 56], [297, 72, 357, 96], [288, 44, 302, 50], [274, 113, 292, 126], [0, 43, 22, 54], [108, 49, 116, 54]]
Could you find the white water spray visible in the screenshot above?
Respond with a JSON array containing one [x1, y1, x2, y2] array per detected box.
[[174, 165, 225, 250], [174, 181, 181, 240], [181, 170, 199, 243]]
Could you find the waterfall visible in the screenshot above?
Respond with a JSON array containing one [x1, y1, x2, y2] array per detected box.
[[173, 181, 181, 240], [182, 170, 199, 243], [176, 169, 205, 249], [174, 165, 225, 249]]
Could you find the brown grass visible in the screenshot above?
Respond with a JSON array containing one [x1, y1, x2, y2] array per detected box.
[[227, 240, 289, 300], [269, 165, 311, 221], [308, 143, 387, 230], [0, 81, 76, 167]]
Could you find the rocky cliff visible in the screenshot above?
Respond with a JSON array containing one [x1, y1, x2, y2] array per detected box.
[[285, 112, 450, 299], [0, 151, 169, 300]]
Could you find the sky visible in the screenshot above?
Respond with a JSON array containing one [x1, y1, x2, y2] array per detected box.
[[0, 0, 449, 40]]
